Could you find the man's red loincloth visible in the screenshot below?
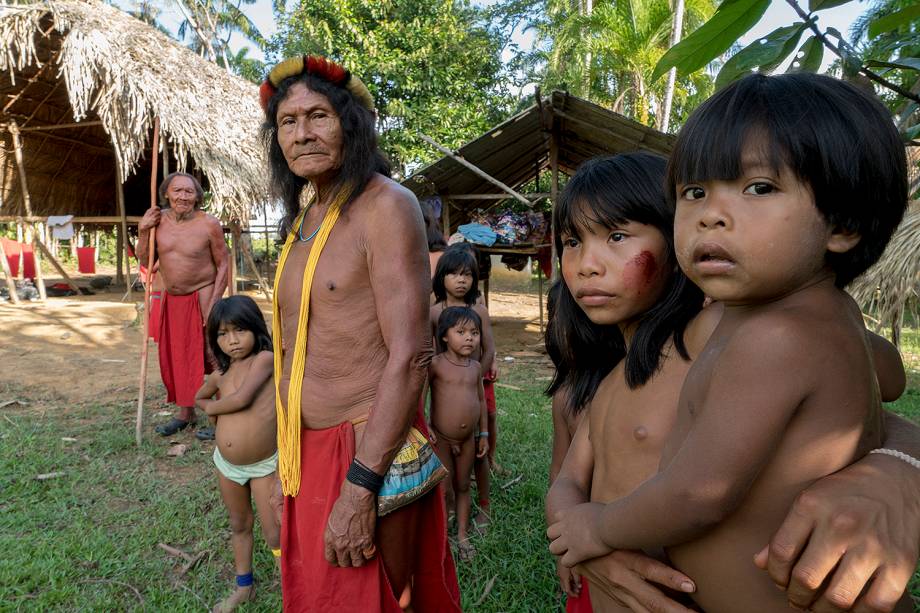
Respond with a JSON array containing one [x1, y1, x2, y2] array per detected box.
[[483, 377, 496, 415], [157, 291, 207, 409], [281, 415, 461, 612], [566, 581, 592, 612]]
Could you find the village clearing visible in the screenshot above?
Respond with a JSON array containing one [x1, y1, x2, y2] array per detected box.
[[1, 263, 919, 611]]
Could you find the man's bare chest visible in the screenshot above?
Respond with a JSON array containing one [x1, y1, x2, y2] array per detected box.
[[157, 223, 212, 256]]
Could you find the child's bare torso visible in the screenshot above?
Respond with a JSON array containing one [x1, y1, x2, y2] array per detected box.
[[429, 354, 481, 442], [587, 312, 716, 612], [664, 288, 890, 612], [215, 352, 277, 465]]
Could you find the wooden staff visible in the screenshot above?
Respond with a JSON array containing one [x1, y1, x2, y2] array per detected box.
[[136, 118, 160, 446]]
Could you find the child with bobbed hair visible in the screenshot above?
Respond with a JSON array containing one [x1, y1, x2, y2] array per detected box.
[[549, 73, 911, 612]]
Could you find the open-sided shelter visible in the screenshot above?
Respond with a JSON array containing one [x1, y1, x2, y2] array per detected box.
[[402, 90, 675, 328], [0, 0, 267, 301]]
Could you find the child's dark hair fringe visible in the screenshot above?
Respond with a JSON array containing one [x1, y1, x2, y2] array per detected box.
[[436, 306, 482, 354], [432, 246, 481, 305], [206, 295, 273, 373], [666, 72, 907, 287]]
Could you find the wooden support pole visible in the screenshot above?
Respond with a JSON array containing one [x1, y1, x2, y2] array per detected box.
[[419, 133, 531, 205], [0, 239, 21, 304], [136, 118, 160, 446], [261, 203, 271, 279], [229, 227, 238, 296], [441, 196, 452, 238], [234, 222, 272, 301], [538, 261, 544, 336], [549, 130, 560, 283], [114, 158, 132, 298], [29, 233, 80, 294], [9, 121, 46, 301]]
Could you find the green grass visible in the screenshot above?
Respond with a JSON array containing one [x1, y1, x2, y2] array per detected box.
[[1, 326, 919, 612]]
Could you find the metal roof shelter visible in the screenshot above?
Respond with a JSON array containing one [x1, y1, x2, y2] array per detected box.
[[403, 90, 676, 236]]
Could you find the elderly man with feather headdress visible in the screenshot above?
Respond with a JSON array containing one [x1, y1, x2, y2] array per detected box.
[[260, 56, 461, 612]]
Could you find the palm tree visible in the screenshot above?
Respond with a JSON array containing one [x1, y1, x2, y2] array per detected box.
[[173, 0, 266, 73], [522, 0, 715, 129]]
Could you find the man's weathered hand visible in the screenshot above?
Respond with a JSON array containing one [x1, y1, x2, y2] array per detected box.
[[547, 502, 611, 567], [139, 207, 161, 232], [576, 550, 697, 613], [324, 480, 377, 568], [755, 453, 920, 612], [270, 474, 284, 530]]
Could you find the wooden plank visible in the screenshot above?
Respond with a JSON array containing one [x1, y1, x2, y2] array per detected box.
[[9, 121, 46, 301], [419, 134, 531, 205]]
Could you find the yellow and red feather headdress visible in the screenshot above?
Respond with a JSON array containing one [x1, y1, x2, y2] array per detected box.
[[259, 55, 375, 114]]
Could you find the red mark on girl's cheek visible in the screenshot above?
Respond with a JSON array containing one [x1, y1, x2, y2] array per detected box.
[[623, 251, 658, 289]]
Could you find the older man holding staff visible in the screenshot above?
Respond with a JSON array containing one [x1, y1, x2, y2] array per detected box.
[[261, 56, 460, 611], [137, 172, 229, 437]]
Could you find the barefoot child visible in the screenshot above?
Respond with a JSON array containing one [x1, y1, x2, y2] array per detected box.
[[548, 74, 911, 612], [428, 306, 489, 560], [195, 296, 280, 612], [430, 245, 497, 528]]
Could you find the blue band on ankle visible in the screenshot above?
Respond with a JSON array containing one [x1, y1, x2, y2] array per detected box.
[[236, 573, 254, 587]]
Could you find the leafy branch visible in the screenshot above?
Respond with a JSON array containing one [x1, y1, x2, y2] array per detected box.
[[784, 0, 920, 104]]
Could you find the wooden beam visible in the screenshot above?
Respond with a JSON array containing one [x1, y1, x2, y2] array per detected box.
[[9, 121, 46, 301], [2, 61, 54, 113], [0, 238, 21, 304], [419, 133, 531, 206], [0, 216, 143, 224], [14, 130, 114, 156], [446, 193, 550, 200], [16, 120, 104, 132], [441, 196, 452, 237]]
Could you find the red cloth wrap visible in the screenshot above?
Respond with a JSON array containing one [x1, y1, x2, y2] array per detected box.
[[483, 378, 496, 415], [157, 291, 206, 408], [21, 243, 35, 280], [1, 238, 20, 277], [566, 581, 592, 612], [148, 290, 162, 343], [281, 414, 461, 612]]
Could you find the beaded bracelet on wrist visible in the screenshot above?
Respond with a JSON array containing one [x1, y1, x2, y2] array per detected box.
[[869, 448, 920, 470]]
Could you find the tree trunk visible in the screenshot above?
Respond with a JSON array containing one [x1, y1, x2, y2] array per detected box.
[[660, 0, 685, 133]]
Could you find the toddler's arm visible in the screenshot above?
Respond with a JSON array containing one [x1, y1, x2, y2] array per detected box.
[[194, 372, 221, 412], [550, 318, 810, 564], [202, 351, 273, 416], [868, 330, 906, 402]]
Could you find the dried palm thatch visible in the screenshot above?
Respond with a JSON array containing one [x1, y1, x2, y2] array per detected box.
[[850, 148, 920, 341], [0, 0, 266, 221]]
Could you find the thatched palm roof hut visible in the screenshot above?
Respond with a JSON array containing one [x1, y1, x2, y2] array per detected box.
[[0, 0, 266, 222], [850, 147, 920, 345]]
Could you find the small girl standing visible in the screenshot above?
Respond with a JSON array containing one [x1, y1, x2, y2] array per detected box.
[[430, 245, 497, 528], [428, 306, 489, 560], [195, 295, 279, 613]]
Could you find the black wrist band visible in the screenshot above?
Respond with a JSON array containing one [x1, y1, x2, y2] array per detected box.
[[346, 458, 384, 495]]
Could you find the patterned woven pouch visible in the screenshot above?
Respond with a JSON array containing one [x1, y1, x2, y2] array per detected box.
[[377, 427, 448, 516]]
